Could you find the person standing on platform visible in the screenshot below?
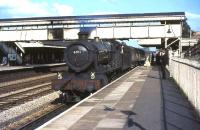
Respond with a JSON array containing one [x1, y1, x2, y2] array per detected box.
[[159, 49, 168, 79], [151, 52, 154, 65], [156, 51, 160, 65]]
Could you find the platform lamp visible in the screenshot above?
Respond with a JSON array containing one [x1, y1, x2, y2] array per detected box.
[[167, 24, 172, 34]]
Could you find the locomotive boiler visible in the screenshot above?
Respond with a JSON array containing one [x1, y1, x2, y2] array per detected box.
[[53, 38, 145, 101]]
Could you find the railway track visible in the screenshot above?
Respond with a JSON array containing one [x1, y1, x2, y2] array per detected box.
[[0, 73, 56, 89], [0, 64, 67, 83], [0, 72, 59, 112], [0, 99, 69, 130], [14, 103, 68, 130], [0, 64, 68, 129], [0, 71, 51, 83], [0, 73, 57, 95], [0, 82, 53, 111]]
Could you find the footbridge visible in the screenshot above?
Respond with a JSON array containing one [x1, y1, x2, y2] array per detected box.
[[0, 12, 187, 50]]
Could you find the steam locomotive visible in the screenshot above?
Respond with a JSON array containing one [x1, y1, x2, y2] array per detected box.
[[53, 38, 145, 101]]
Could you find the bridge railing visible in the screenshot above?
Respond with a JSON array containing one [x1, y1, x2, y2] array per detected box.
[[169, 57, 200, 117]]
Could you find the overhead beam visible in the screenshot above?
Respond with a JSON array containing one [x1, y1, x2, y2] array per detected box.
[[0, 24, 182, 41]]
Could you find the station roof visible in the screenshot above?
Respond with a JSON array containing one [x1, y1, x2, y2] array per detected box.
[[0, 12, 186, 28], [16, 41, 66, 49]]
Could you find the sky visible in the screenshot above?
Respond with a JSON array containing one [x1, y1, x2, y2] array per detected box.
[[0, 0, 199, 50]]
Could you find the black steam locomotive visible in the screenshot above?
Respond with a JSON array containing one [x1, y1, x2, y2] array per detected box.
[[53, 38, 145, 101]]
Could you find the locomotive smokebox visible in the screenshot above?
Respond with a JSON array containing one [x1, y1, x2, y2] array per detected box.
[[65, 42, 94, 72]]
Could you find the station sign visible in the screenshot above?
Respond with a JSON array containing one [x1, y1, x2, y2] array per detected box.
[[8, 53, 17, 61]]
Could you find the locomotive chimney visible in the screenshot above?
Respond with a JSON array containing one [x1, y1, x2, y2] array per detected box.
[[78, 32, 89, 40], [94, 37, 100, 42]]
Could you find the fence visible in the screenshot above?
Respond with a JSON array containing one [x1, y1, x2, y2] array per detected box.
[[169, 57, 200, 116]]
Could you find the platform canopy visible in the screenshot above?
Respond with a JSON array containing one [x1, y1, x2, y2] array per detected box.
[[0, 12, 187, 42]]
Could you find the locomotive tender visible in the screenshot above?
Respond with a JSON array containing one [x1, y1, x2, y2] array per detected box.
[[53, 37, 145, 101]]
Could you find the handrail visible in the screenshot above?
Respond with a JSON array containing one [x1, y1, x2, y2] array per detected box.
[[171, 57, 200, 70]]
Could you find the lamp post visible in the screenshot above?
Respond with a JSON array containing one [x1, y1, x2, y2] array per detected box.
[[167, 25, 172, 34]]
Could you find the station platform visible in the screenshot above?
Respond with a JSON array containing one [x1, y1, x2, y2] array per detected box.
[[0, 63, 66, 72], [37, 66, 200, 130]]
